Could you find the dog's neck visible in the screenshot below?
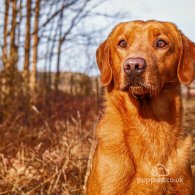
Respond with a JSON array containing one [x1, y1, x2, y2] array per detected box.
[[105, 85, 182, 127], [99, 86, 186, 162]]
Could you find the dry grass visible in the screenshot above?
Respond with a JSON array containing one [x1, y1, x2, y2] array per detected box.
[[0, 93, 194, 194], [0, 92, 100, 194]]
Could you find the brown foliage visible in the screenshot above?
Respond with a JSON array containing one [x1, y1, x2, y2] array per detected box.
[[0, 91, 100, 194]]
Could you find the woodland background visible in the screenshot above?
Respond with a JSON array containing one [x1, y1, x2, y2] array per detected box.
[[0, 0, 194, 194]]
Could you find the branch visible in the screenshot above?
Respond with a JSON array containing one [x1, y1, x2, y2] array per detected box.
[[39, 0, 78, 29]]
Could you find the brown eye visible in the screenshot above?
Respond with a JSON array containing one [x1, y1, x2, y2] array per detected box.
[[118, 39, 127, 48], [156, 39, 168, 49]]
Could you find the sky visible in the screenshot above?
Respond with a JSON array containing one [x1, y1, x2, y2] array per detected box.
[[98, 0, 195, 41]]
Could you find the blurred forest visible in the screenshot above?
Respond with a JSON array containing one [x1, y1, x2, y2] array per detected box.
[[0, 0, 122, 194], [0, 0, 194, 194], [0, 0, 122, 108]]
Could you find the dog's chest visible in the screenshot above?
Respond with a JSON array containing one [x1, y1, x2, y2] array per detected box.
[[125, 120, 176, 163]]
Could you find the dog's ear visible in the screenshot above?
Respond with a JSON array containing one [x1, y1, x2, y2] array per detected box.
[[177, 34, 195, 85], [96, 40, 112, 86]]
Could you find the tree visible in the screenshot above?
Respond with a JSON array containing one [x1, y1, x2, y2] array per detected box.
[[23, 0, 31, 84], [9, 0, 18, 70], [2, 0, 10, 69], [0, 0, 125, 99], [30, 0, 40, 92], [4, 0, 18, 98]]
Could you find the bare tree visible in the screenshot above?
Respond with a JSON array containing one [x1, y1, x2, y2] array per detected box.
[[0, 0, 125, 99], [54, 0, 91, 91], [30, 0, 40, 92], [2, 0, 18, 98], [9, 0, 18, 69], [23, 0, 31, 83], [54, 6, 64, 91], [2, 0, 10, 69], [16, 0, 23, 47]]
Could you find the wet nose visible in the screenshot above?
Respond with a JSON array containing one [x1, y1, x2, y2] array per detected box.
[[123, 57, 147, 76]]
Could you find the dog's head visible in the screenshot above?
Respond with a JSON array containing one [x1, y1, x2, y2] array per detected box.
[[96, 20, 195, 98]]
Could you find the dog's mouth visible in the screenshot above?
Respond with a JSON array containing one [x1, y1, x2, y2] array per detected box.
[[129, 85, 150, 99], [121, 82, 159, 99]]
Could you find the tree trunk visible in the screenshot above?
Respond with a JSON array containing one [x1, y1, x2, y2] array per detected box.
[[6, 0, 18, 97], [54, 10, 64, 91], [47, 3, 62, 90], [23, 0, 31, 83], [55, 39, 63, 91], [10, 0, 18, 69], [30, 0, 40, 92], [2, 0, 10, 68], [17, 0, 23, 46], [1, 0, 10, 103]]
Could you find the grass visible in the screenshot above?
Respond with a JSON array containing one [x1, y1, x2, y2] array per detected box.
[[0, 92, 99, 194]]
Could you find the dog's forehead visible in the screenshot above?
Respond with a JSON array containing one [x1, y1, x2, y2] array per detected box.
[[110, 20, 177, 38]]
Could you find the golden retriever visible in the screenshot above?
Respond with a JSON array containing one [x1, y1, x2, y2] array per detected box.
[[87, 20, 195, 194]]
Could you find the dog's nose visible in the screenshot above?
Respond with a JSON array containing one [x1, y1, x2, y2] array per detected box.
[[123, 57, 147, 75]]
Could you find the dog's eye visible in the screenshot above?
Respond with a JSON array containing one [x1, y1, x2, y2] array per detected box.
[[118, 40, 127, 48], [156, 40, 168, 49]]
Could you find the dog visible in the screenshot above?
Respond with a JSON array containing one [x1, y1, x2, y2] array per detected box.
[[87, 20, 195, 194]]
